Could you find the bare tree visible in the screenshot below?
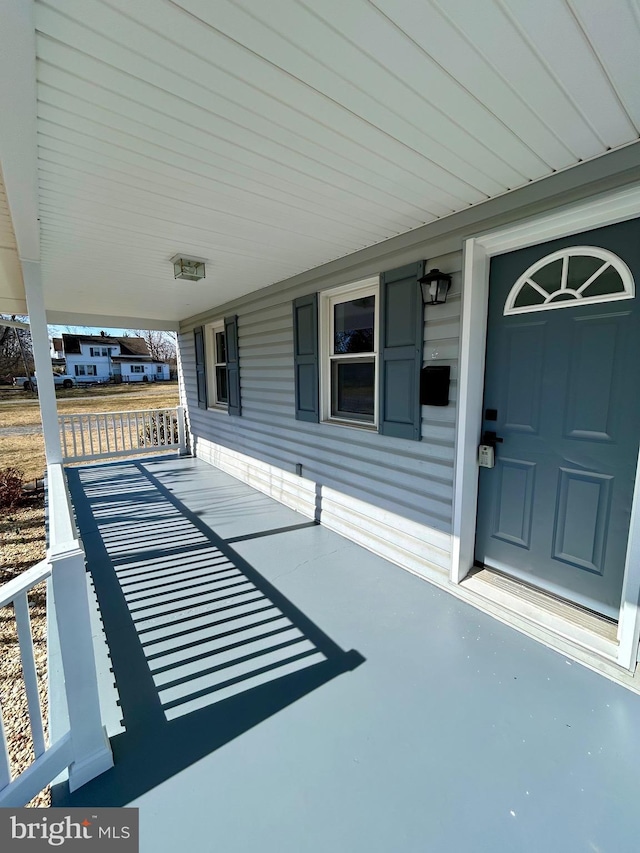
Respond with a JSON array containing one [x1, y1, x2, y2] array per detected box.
[[0, 316, 34, 381], [128, 329, 177, 363]]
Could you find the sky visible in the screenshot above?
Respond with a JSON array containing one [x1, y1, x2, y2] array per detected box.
[[48, 324, 138, 338]]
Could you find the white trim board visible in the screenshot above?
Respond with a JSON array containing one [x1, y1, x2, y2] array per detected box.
[[452, 182, 640, 673]]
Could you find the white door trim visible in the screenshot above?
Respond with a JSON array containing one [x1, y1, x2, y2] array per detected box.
[[452, 182, 640, 672]]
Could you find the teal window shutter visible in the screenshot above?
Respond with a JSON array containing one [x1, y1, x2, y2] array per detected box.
[[224, 315, 241, 416], [194, 326, 207, 410], [292, 293, 319, 422], [379, 262, 424, 440]]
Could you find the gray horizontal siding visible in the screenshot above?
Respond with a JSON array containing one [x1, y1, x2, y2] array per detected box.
[[180, 249, 462, 533]]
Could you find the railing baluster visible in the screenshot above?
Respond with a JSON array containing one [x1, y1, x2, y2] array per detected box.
[[72, 416, 78, 458], [127, 412, 133, 450], [105, 414, 111, 454], [61, 416, 69, 459], [0, 698, 11, 789], [14, 593, 46, 758], [70, 416, 77, 459], [163, 410, 169, 446], [82, 415, 95, 456]]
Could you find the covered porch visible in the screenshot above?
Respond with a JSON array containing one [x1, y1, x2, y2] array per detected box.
[[51, 455, 640, 852], [2, 0, 640, 841]]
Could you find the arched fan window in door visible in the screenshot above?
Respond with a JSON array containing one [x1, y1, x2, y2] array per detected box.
[[503, 246, 635, 316]]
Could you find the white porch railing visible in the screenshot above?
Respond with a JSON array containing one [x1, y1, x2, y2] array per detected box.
[[59, 405, 186, 463], [0, 464, 113, 807]]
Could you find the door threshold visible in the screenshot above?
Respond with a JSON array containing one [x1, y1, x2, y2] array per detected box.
[[460, 566, 619, 660]]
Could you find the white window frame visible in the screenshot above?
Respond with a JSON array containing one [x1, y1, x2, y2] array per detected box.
[[130, 365, 144, 374], [207, 321, 228, 409], [320, 277, 379, 428], [453, 184, 640, 673]]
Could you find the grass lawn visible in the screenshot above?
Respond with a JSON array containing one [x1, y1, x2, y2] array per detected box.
[[0, 382, 180, 805]]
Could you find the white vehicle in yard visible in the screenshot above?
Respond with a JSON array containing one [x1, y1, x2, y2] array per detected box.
[[13, 373, 76, 390]]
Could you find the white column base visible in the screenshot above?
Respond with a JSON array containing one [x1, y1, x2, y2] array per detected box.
[[68, 727, 113, 792]]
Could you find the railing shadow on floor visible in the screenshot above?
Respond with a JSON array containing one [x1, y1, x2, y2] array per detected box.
[[53, 460, 364, 807]]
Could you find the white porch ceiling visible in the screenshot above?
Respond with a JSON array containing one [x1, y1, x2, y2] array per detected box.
[[1, 0, 639, 325]]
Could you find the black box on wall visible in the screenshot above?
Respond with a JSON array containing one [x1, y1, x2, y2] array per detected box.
[[420, 365, 450, 406]]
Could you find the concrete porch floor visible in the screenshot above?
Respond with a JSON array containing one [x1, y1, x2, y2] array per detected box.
[[52, 456, 640, 853]]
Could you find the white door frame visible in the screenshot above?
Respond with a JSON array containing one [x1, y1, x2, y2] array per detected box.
[[451, 183, 640, 672]]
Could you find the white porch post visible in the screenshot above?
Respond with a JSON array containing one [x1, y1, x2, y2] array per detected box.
[[176, 404, 187, 454], [48, 464, 113, 791], [49, 545, 113, 791], [22, 260, 62, 465]]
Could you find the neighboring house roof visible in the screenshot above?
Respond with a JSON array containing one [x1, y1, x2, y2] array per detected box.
[[61, 334, 150, 357]]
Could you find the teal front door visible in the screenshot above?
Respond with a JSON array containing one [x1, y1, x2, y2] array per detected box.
[[475, 219, 640, 619]]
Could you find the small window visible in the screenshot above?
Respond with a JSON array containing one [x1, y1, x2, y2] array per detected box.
[[321, 279, 379, 426], [74, 364, 97, 376], [130, 365, 144, 374], [208, 322, 228, 407], [504, 246, 634, 316], [156, 365, 163, 374]]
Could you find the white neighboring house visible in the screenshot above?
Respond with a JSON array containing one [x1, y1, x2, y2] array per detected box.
[[55, 334, 170, 384]]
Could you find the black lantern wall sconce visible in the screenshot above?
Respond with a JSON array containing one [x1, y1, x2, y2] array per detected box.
[[419, 268, 452, 305]]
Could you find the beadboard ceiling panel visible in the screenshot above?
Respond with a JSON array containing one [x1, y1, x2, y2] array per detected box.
[[0, 0, 638, 323], [0, 171, 24, 315], [0, 182, 17, 252]]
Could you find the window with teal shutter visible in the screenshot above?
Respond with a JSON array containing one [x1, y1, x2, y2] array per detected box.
[[194, 326, 207, 410], [293, 294, 319, 422], [378, 262, 424, 440], [292, 263, 424, 439], [224, 315, 241, 417]]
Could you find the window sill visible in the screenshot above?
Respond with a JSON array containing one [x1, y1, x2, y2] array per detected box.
[[207, 405, 228, 414], [321, 418, 378, 432]]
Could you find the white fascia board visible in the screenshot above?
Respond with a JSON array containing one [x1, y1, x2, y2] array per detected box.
[[45, 310, 180, 332], [0, 317, 30, 330], [0, 0, 39, 263]]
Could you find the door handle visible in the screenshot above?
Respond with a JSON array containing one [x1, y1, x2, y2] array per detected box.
[[481, 430, 503, 448]]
